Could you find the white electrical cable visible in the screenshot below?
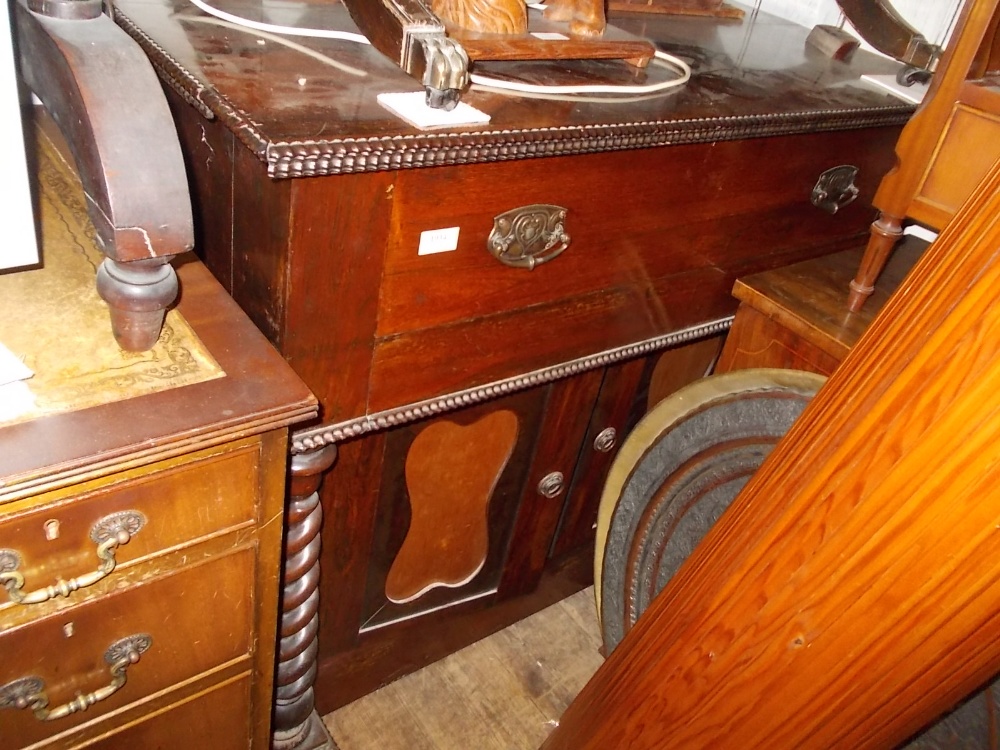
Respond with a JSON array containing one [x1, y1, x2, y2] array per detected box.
[[189, 0, 372, 44], [178, 14, 369, 76], [186, 0, 691, 98], [471, 49, 690, 95], [470, 78, 685, 104]]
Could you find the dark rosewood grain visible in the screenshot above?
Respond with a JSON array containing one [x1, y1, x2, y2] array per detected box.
[[497, 370, 605, 600], [113, 1, 912, 170], [551, 357, 647, 559]]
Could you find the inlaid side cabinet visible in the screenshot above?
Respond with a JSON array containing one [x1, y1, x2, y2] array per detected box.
[[113, 0, 915, 733], [0, 153, 317, 749]]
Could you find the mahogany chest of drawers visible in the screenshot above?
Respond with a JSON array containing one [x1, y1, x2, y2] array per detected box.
[[0, 134, 317, 749], [113, 0, 915, 736]]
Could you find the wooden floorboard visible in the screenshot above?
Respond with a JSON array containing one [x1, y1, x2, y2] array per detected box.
[[323, 587, 604, 749]]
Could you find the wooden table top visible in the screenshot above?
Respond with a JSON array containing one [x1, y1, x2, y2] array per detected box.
[[112, 0, 914, 175], [730, 236, 927, 362]]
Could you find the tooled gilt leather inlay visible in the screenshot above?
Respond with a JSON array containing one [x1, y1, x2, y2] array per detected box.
[[110, 7, 912, 180], [385, 410, 518, 603], [292, 317, 733, 454]]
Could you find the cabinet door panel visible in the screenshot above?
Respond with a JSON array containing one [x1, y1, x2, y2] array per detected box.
[[498, 369, 605, 599], [550, 337, 723, 560], [551, 358, 648, 560], [385, 409, 519, 603], [360, 388, 547, 630], [645, 336, 724, 411]]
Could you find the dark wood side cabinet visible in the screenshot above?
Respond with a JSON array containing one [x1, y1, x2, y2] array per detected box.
[[0, 133, 317, 749], [112, 1, 915, 741]]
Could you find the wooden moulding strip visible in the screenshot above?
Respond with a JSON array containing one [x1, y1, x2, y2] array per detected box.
[[290, 316, 733, 452]]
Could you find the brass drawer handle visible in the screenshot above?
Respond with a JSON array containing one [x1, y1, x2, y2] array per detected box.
[[0, 634, 152, 721], [0, 510, 145, 605], [811, 165, 859, 214], [487, 204, 570, 269]]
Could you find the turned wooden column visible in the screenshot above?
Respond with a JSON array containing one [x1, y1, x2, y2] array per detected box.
[[273, 445, 338, 750], [545, 155, 1000, 749]]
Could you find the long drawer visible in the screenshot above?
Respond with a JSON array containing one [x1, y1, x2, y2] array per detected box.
[[365, 127, 901, 410], [0, 548, 254, 748], [54, 675, 252, 750], [0, 440, 260, 619]]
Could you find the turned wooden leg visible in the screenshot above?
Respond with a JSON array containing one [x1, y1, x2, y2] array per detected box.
[[273, 445, 338, 750], [95, 258, 178, 351], [847, 212, 904, 312]]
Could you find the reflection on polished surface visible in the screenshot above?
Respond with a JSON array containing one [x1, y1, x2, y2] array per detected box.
[[109, 2, 921, 742], [113, 0, 911, 164]]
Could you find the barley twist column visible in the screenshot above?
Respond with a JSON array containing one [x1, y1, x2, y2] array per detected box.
[[273, 445, 337, 750]]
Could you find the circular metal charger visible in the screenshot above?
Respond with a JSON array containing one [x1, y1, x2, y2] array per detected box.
[[595, 368, 825, 653]]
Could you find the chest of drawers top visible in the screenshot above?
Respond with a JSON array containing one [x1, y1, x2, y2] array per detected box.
[[112, 0, 914, 177], [0, 257, 316, 505], [0, 131, 317, 504]]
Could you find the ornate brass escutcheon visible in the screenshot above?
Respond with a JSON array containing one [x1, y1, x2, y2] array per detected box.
[[487, 204, 570, 269], [0, 633, 152, 721], [811, 165, 860, 214]]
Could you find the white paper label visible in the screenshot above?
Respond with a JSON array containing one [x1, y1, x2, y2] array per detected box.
[[531, 31, 569, 40], [418, 227, 461, 256], [377, 92, 491, 130]]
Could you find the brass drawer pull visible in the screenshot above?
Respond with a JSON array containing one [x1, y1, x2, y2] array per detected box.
[[0, 510, 145, 605], [0, 634, 152, 721], [811, 165, 859, 214], [487, 204, 570, 269]]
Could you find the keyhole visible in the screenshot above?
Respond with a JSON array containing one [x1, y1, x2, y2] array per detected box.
[[44, 519, 60, 541], [63, 622, 74, 638]]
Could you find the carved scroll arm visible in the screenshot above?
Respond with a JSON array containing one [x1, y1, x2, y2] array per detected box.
[[14, 0, 193, 350], [835, 0, 941, 73]]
